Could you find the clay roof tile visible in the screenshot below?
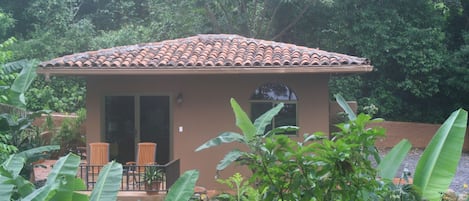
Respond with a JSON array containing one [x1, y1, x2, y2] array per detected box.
[[39, 34, 371, 72]]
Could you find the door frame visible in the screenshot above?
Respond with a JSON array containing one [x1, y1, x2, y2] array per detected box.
[[100, 93, 174, 163]]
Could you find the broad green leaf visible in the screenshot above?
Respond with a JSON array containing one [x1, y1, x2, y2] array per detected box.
[[378, 139, 412, 180], [90, 161, 122, 201], [334, 94, 356, 121], [10, 61, 37, 94], [230, 98, 256, 141], [22, 185, 55, 201], [0, 155, 25, 201], [264, 126, 299, 137], [165, 170, 199, 201], [413, 109, 467, 201], [216, 149, 244, 171], [23, 154, 81, 201], [15, 177, 35, 198], [303, 132, 326, 142], [1, 154, 25, 176], [2, 59, 30, 74], [49, 178, 87, 201], [253, 103, 284, 136], [45, 153, 80, 184], [71, 192, 89, 201], [16, 145, 60, 160], [195, 132, 245, 152]]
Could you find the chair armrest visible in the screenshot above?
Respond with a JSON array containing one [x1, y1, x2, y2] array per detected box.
[[126, 161, 136, 165]]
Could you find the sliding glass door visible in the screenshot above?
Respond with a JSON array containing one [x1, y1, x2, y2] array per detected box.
[[104, 95, 170, 164]]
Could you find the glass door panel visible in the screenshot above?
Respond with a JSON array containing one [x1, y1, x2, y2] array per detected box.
[[105, 95, 170, 164], [104, 96, 135, 164], [140, 96, 170, 164]]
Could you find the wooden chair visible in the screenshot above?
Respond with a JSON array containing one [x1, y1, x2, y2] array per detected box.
[[87, 142, 109, 188], [126, 142, 157, 188]]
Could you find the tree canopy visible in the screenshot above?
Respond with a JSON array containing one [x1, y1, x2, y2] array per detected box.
[[0, 0, 468, 122]]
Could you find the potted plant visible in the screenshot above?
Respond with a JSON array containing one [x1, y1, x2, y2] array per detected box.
[[143, 165, 164, 194]]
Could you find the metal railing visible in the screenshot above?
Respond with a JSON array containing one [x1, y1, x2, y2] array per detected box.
[[78, 159, 180, 192]]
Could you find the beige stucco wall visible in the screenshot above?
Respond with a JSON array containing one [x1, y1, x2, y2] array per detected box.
[[372, 121, 469, 151], [85, 74, 330, 189]]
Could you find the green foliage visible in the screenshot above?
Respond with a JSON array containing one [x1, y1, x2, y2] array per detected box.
[[198, 97, 385, 200], [377, 139, 412, 180], [143, 166, 164, 186], [196, 98, 295, 172], [0, 133, 17, 161], [0, 11, 14, 41], [0, 149, 122, 201], [49, 108, 86, 158], [0, 0, 467, 122], [376, 109, 467, 201], [0, 110, 51, 152], [27, 76, 86, 112], [413, 109, 467, 200], [215, 173, 261, 201], [316, 0, 449, 122], [165, 169, 199, 201], [89, 161, 122, 201], [381, 182, 421, 201]]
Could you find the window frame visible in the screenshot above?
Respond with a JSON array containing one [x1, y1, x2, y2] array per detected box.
[[249, 83, 298, 136]]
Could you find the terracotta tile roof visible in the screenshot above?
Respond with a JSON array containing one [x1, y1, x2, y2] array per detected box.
[[38, 34, 372, 75]]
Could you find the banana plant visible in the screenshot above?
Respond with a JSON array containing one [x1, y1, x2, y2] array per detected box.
[[89, 161, 122, 201], [0, 148, 122, 201], [195, 98, 297, 171], [165, 170, 199, 201], [413, 109, 467, 201], [377, 139, 411, 180], [377, 109, 467, 201], [0, 60, 37, 108]]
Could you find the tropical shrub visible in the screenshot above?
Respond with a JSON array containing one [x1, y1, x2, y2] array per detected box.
[[50, 108, 87, 158], [196, 97, 386, 200], [198, 96, 468, 201], [214, 173, 262, 201]]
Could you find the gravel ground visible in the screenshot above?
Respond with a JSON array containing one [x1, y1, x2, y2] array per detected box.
[[379, 148, 469, 193]]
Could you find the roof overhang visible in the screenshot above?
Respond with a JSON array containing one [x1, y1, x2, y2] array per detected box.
[[37, 65, 373, 76]]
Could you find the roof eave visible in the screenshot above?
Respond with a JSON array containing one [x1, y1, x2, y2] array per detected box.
[[37, 65, 373, 76]]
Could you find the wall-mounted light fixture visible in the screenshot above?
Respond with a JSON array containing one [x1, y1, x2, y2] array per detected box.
[[176, 93, 183, 104]]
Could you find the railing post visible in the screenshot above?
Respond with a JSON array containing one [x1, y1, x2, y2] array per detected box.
[[164, 159, 180, 189]]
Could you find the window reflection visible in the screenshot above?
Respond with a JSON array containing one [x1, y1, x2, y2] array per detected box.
[[250, 83, 298, 135], [251, 83, 297, 101]]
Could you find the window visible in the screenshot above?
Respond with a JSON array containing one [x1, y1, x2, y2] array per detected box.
[[250, 83, 297, 135]]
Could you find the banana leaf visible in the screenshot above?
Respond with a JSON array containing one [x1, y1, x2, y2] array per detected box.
[[0, 155, 26, 201], [253, 102, 284, 136], [230, 98, 256, 141], [377, 139, 412, 180], [195, 132, 245, 152], [10, 60, 37, 94], [89, 161, 122, 201], [22, 153, 81, 201], [413, 109, 467, 201], [334, 94, 356, 121], [216, 149, 244, 171], [165, 170, 199, 201]]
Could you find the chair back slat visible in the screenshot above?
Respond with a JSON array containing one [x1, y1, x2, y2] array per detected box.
[[89, 142, 109, 166], [137, 142, 157, 165]]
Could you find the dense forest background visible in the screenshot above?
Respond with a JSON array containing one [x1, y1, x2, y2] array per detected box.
[[0, 0, 468, 123]]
